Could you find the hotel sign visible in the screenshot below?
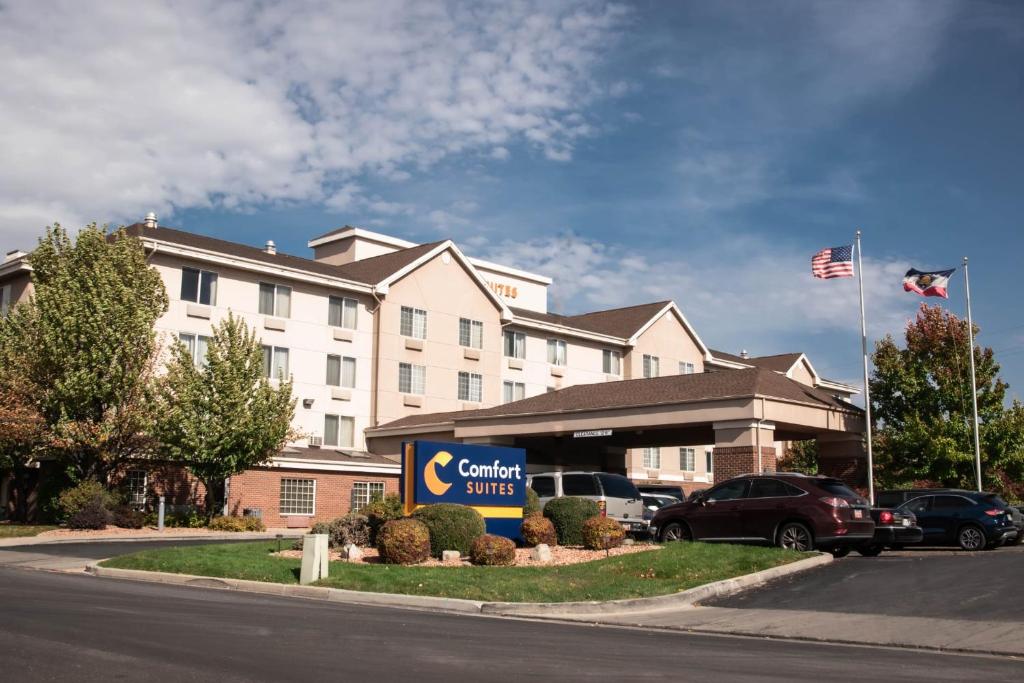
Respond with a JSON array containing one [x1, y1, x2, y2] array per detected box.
[[486, 280, 519, 299], [573, 429, 612, 438]]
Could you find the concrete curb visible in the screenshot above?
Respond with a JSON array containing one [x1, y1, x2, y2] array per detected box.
[[0, 532, 304, 548], [86, 552, 831, 618], [481, 553, 833, 616]]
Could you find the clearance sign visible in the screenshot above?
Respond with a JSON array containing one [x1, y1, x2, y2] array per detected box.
[[401, 440, 526, 540]]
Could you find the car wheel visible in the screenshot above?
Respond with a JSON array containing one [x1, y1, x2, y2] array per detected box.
[[777, 522, 813, 552], [659, 522, 692, 543], [957, 524, 986, 551], [830, 546, 851, 558], [856, 544, 883, 557]]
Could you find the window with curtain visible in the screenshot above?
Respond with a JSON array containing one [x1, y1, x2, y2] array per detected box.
[[324, 414, 354, 447], [504, 330, 526, 358], [502, 381, 525, 403], [458, 371, 482, 402], [398, 362, 425, 394], [679, 361, 695, 375], [259, 282, 291, 317], [180, 267, 218, 306], [328, 296, 358, 328], [400, 306, 427, 339], [602, 349, 621, 374], [179, 333, 210, 368], [643, 447, 661, 469], [546, 339, 567, 366], [262, 345, 289, 379], [680, 447, 695, 472], [459, 318, 483, 348], [643, 354, 660, 378]]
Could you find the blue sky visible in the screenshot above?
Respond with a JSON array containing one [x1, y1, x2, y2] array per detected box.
[[1, 0, 1022, 400]]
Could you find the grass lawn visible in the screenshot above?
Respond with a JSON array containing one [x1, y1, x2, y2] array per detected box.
[[101, 541, 810, 603], [0, 523, 59, 538]]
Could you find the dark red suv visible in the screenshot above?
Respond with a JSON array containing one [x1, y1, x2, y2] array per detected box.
[[649, 472, 874, 554]]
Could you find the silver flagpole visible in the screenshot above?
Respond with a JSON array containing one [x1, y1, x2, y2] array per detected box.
[[856, 230, 875, 505], [963, 256, 982, 491]]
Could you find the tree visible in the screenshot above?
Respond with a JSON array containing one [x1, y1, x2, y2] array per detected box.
[[0, 224, 167, 483], [778, 440, 818, 475], [870, 303, 1024, 498], [155, 313, 295, 514]]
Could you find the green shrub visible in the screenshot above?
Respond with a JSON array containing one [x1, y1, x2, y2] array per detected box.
[[311, 513, 370, 547], [520, 515, 557, 547], [67, 499, 110, 530], [57, 480, 115, 521], [110, 506, 145, 529], [362, 494, 404, 545], [208, 515, 265, 532], [411, 504, 486, 558], [523, 487, 541, 518], [581, 516, 625, 550], [543, 497, 600, 546], [377, 518, 430, 565], [470, 534, 516, 566]]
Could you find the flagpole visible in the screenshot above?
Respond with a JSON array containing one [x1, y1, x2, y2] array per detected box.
[[963, 256, 982, 492], [855, 230, 875, 505]]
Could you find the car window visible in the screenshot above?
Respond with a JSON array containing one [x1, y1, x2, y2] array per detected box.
[[749, 479, 795, 498], [817, 480, 859, 499], [983, 494, 1009, 507], [934, 495, 972, 510], [902, 496, 932, 515], [597, 473, 640, 499], [530, 476, 555, 497], [875, 492, 902, 508], [707, 479, 748, 501], [562, 474, 599, 496]]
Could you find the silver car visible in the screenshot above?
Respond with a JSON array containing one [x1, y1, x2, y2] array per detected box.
[[527, 471, 647, 533]]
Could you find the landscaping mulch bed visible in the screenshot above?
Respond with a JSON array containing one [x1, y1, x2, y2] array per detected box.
[[34, 526, 288, 540], [275, 543, 660, 567]]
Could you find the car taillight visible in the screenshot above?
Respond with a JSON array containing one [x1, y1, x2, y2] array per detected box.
[[984, 509, 1002, 517], [819, 496, 850, 508], [598, 500, 607, 517], [879, 511, 893, 524]]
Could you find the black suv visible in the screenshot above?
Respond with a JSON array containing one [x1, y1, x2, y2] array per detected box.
[[889, 490, 1018, 550], [878, 488, 1022, 547]]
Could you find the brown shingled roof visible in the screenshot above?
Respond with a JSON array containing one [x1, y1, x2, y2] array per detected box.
[[278, 446, 399, 466], [376, 367, 859, 431], [510, 300, 672, 339], [332, 240, 447, 285], [709, 349, 805, 374]]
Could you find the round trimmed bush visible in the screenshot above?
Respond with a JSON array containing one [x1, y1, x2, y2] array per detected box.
[[520, 515, 557, 547], [543, 496, 600, 546], [377, 518, 431, 565], [523, 487, 541, 518], [470, 534, 516, 566], [312, 513, 370, 547], [362, 494, 403, 545], [67, 498, 110, 530], [582, 516, 625, 550], [411, 504, 486, 558], [58, 480, 115, 521]]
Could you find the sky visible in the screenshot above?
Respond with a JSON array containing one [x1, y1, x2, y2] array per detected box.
[[1, 0, 1022, 401]]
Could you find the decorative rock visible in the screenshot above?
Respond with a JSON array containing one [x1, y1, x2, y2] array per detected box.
[[530, 543, 552, 562], [623, 537, 636, 546], [442, 550, 461, 562], [342, 543, 363, 561]]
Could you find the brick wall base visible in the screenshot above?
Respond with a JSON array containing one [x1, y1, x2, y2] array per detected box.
[[109, 463, 207, 511], [227, 468, 400, 528], [818, 457, 867, 488], [712, 446, 777, 483]]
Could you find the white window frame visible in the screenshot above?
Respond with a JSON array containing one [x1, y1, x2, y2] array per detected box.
[[400, 306, 427, 339], [328, 296, 358, 329], [679, 361, 696, 375], [179, 332, 211, 368], [398, 362, 426, 394], [602, 349, 621, 374], [459, 318, 484, 349], [262, 345, 290, 379], [547, 339, 567, 366], [643, 447, 661, 469], [680, 447, 696, 472], [180, 267, 218, 306], [323, 414, 354, 448], [504, 330, 526, 359], [643, 354, 660, 378], [259, 282, 291, 318], [706, 449, 714, 475], [279, 478, 316, 516], [125, 469, 147, 510], [502, 380, 525, 403], [458, 371, 483, 402], [351, 481, 386, 513], [326, 355, 356, 388]]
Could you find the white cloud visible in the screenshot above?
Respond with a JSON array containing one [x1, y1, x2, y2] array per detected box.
[[0, 0, 629, 246]]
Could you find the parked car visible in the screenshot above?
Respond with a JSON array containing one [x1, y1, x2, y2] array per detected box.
[[649, 472, 874, 554], [897, 491, 1018, 550], [855, 507, 923, 556], [637, 484, 686, 501], [879, 488, 1022, 548], [642, 493, 680, 525], [528, 471, 648, 533]]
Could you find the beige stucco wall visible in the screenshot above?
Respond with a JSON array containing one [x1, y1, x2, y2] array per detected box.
[[473, 262, 549, 313], [500, 328, 618, 402], [0, 270, 33, 307], [788, 360, 815, 386]]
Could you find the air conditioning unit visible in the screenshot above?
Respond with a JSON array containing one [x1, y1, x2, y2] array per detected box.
[[308, 435, 323, 447]]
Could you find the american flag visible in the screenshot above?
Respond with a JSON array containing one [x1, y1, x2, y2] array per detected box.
[[811, 245, 854, 279]]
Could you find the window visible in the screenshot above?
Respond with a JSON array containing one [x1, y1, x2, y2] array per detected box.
[[818, 481, 860, 499], [326, 355, 356, 388], [351, 481, 386, 512], [679, 361, 695, 375], [125, 469, 147, 509], [643, 447, 661, 469], [459, 318, 483, 349], [706, 449, 714, 474], [279, 478, 315, 515], [934, 495, 973, 510], [1, 284, 11, 316], [398, 362, 425, 394], [180, 267, 218, 306], [179, 333, 210, 368], [597, 473, 640, 499], [259, 282, 291, 317], [708, 480, 749, 501], [324, 414, 354, 448], [530, 476, 556, 498], [643, 354, 660, 378], [502, 381, 525, 403], [400, 306, 427, 339], [504, 330, 526, 358], [562, 474, 598, 496], [680, 447, 695, 472], [546, 339, 567, 366], [603, 349, 621, 374], [749, 479, 801, 498], [903, 496, 932, 515], [328, 296, 358, 329], [262, 345, 289, 379], [458, 371, 483, 402]]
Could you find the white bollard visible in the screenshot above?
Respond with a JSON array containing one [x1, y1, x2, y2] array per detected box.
[[300, 533, 330, 585]]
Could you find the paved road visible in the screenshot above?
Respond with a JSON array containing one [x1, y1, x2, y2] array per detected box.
[[2, 568, 1021, 682], [0, 538, 264, 571], [708, 545, 1024, 622]]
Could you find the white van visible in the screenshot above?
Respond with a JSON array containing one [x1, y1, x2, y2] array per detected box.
[[527, 471, 648, 533]]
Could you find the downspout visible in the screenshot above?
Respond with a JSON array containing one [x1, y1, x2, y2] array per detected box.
[[369, 287, 384, 428], [756, 397, 767, 473]]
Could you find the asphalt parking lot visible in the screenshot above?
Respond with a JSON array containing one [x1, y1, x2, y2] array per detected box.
[[707, 544, 1024, 622], [0, 538, 260, 571]]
